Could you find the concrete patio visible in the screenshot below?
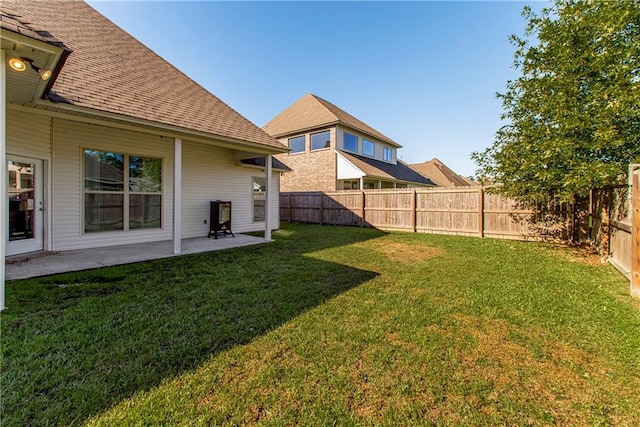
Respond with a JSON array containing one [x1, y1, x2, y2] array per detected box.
[[5, 234, 271, 280]]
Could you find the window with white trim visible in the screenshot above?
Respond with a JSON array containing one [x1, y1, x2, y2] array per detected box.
[[253, 176, 265, 222], [383, 147, 393, 162], [84, 150, 162, 232], [288, 135, 306, 153], [311, 130, 331, 150], [363, 139, 375, 157]]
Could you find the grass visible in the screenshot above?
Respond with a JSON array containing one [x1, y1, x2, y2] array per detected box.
[[1, 223, 639, 426]]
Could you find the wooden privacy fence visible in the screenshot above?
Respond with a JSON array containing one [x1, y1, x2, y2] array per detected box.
[[589, 165, 639, 291], [281, 168, 639, 298], [280, 187, 573, 241], [590, 185, 632, 277]]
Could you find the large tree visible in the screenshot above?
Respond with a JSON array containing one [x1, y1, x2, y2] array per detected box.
[[473, 0, 640, 203]]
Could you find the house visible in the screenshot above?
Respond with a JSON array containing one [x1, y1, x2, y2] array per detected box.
[[263, 94, 434, 191], [1, 1, 288, 307], [409, 158, 476, 187]]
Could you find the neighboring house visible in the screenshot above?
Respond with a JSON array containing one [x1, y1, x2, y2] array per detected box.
[[1, 0, 288, 267], [410, 158, 476, 187], [263, 93, 434, 191]]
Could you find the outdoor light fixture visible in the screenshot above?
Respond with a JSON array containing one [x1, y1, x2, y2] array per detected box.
[[8, 57, 27, 72], [36, 68, 52, 80], [7, 56, 52, 80]]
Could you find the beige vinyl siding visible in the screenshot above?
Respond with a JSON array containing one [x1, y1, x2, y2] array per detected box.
[[51, 119, 174, 250], [6, 109, 51, 159], [181, 140, 279, 238]]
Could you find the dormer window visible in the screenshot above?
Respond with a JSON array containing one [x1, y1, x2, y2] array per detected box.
[[343, 132, 358, 152], [383, 147, 392, 162], [311, 130, 331, 150], [363, 139, 375, 157]]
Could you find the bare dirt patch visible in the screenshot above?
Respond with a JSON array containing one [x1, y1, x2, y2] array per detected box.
[[355, 240, 445, 265], [446, 314, 639, 425], [538, 244, 604, 266]]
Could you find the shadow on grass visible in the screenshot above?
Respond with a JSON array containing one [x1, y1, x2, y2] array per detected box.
[[1, 224, 384, 426]]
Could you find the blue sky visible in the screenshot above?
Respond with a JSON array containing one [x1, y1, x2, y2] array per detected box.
[[87, 0, 547, 178]]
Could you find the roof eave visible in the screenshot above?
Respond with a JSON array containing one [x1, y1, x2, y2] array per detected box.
[[1, 29, 70, 102], [265, 120, 340, 139]]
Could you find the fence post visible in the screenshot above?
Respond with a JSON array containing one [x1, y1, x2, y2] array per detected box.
[[600, 187, 611, 262], [571, 200, 578, 243], [319, 193, 324, 225], [288, 193, 292, 223], [588, 188, 593, 240], [360, 191, 366, 227], [478, 187, 484, 238], [411, 188, 417, 233], [632, 167, 639, 299]]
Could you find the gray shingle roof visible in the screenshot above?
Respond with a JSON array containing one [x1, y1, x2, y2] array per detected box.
[[3, 0, 285, 151], [339, 151, 435, 186], [263, 93, 401, 148]]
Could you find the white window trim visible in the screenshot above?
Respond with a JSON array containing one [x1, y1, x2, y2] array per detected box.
[[288, 135, 307, 155], [363, 139, 375, 157], [383, 146, 393, 162], [310, 130, 331, 152], [252, 175, 266, 223], [82, 149, 163, 234]]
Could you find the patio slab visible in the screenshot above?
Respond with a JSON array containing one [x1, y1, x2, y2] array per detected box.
[[5, 234, 271, 280]]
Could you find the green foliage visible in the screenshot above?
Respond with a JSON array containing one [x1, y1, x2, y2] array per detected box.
[[473, 0, 640, 203]]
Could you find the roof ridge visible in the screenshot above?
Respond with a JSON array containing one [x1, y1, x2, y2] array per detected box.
[[307, 93, 340, 122]]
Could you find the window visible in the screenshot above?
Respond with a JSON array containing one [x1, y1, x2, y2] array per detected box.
[[311, 130, 330, 150], [342, 180, 359, 190], [289, 135, 305, 153], [363, 139, 375, 157], [84, 150, 161, 232], [253, 177, 265, 222], [129, 157, 162, 229], [363, 181, 376, 189], [343, 132, 358, 152], [383, 147, 393, 162]]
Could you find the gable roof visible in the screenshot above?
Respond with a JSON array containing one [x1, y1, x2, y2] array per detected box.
[[339, 151, 435, 186], [263, 93, 401, 148], [2, 0, 285, 151], [409, 158, 476, 187]]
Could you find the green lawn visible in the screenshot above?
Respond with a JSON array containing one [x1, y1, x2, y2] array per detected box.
[[2, 223, 639, 426]]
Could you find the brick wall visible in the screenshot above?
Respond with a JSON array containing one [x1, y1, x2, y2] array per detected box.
[[275, 128, 337, 192]]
